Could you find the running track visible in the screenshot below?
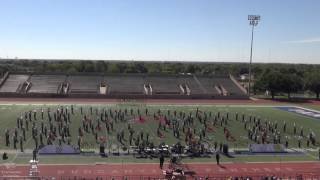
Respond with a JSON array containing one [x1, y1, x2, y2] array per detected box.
[[1, 162, 320, 178]]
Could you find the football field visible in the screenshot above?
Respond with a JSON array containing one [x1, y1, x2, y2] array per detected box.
[[0, 103, 319, 148], [0, 102, 320, 164]]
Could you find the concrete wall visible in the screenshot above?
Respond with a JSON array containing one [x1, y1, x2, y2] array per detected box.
[[0, 92, 249, 99]]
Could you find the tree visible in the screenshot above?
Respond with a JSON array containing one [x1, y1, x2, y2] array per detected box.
[[255, 70, 283, 99], [76, 61, 86, 72], [171, 63, 184, 74], [95, 61, 107, 72], [116, 63, 128, 73], [279, 73, 303, 99], [108, 63, 120, 73], [146, 63, 162, 73], [83, 61, 95, 72], [125, 63, 138, 73], [255, 70, 304, 99], [134, 62, 148, 73], [239, 67, 249, 75], [186, 64, 196, 73], [67, 67, 77, 73], [305, 71, 320, 99]]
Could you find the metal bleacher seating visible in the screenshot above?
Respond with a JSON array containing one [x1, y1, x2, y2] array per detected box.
[[196, 76, 246, 96], [219, 77, 244, 95], [146, 76, 180, 94], [28, 75, 66, 94], [0, 73, 247, 98], [177, 76, 205, 95], [0, 74, 30, 93], [104, 75, 145, 95], [68, 75, 102, 94], [196, 77, 221, 95]]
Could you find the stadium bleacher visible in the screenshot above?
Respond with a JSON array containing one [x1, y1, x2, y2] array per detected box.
[[104, 75, 145, 95], [28, 75, 66, 94], [67, 75, 102, 94], [196, 77, 221, 95], [0, 74, 30, 93], [219, 77, 245, 95], [177, 76, 205, 95], [0, 72, 248, 99], [146, 76, 181, 95]]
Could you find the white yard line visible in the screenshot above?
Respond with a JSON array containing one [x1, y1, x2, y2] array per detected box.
[[9, 151, 19, 164]]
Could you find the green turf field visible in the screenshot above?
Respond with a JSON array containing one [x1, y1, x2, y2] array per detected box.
[[0, 102, 319, 164], [0, 103, 319, 151], [7, 153, 316, 164]]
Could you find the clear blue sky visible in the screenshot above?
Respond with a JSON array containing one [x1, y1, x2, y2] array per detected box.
[[0, 0, 319, 64]]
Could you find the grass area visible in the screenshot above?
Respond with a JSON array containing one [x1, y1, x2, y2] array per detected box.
[[0, 104, 320, 149], [2, 153, 316, 165], [0, 103, 320, 164]]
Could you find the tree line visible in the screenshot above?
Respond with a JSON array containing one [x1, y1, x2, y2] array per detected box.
[[0, 59, 251, 75], [254, 68, 320, 99]]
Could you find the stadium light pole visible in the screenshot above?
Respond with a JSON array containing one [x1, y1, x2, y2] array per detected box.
[[248, 15, 260, 96]]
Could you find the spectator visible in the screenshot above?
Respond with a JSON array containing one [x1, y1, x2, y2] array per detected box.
[[216, 151, 220, 165], [159, 153, 164, 169], [32, 148, 38, 161]]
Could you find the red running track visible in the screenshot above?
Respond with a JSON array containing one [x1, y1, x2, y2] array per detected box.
[[1, 162, 320, 179]]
